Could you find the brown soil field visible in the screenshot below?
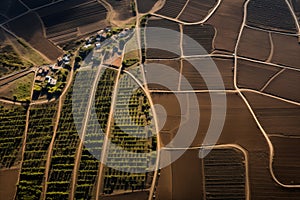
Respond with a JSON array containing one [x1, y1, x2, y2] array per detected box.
[[106, 0, 134, 21], [247, 0, 297, 33], [238, 27, 271, 61], [271, 33, 300, 69], [0, 168, 19, 199], [237, 59, 280, 90], [137, 0, 158, 13], [156, 149, 204, 200], [178, 0, 217, 23], [156, 0, 187, 18], [22, 0, 52, 9], [37, 0, 107, 45], [101, 191, 149, 200], [145, 17, 180, 59], [264, 69, 300, 102], [8, 12, 63, 61], [181, 57, 234, 90], [145, 59, 181, 91], [0, 71, 34, 101], [182, 24, 215, 55], [206, 0, 243, 53], [243, 91, 300, 136], [153, 92, 300, 199], [270, 136, 300, 185], [0, 0, 28, 18], [203, 148, 245, 200]]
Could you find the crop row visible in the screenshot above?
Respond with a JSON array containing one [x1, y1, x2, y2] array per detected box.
[[203, 148, 245, 200], [16, 103, 58, 199], [0, 103, 26, 169], [75, 68, 117, 199], [46, 69, 96, 199], [103, 73, 156, 194]]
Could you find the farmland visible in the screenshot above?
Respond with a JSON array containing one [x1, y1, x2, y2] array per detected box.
[[271, 33, 300, 69], [181, 57, 234, 90], [182, 24, 215, 55], [37, 0, 108, 45], [203, 148, 246, 200], [206, 0, 244, 52], [263, 70, 300, 102], [45, 70, 95, 199], [271, 136, 300, 185], [16, 103, 58, 199], [145, 17, 180, 59], [102, 72, 156, 194], [8, 12, 63, 61], [237, 59, 280, 91], [74, 68, 117, 199], [137, 0, 159, 13], [0, 0, 27, 19], [156, 0, 187, 18], [178, 0, 217, 23], [106, 0, 134, 21], [0, 103, 26, 169], [145, 59, 181, 91], [0, 72, 34, 102], [238, 27, 271, 61], [247, 0, 297, 32]]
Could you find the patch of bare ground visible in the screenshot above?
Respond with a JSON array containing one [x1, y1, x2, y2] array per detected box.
[[157, 149, 204, 200], [145, 59, 181, 91], [263, 69, 300, 102], [100, 191, 149, 200], [182, 24, 215, 55], [181, 57, 234, 90], [206, 0, 243, 53], [237, 59, 280, 91], [271, 33, 300, 69], [0, 168, 19, 200], [270, 136, 300, 185], [178, 0, 218, 23], [156, 0, 187, 18], [243, 91, 300, 136], [7, 12, 62, 61], [238, 27, 271, 61], [106, 0, 134, 21], [145, 17, 181, 59]]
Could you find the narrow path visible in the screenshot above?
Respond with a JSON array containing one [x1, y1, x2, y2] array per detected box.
[[13, 67, 36, 200], [245, 24, 298, 36], [95, 55, 123, 200], [234, 0, 300, 189], [266, 32, 274, 63], [176, 0, 190, 20], [150, 0, 222, 25], [284, 0, 300, 35], [178, 24, 184, 91], [41, 97, 62, 200], [69, 61, 104, 200], [260, 68, 285, 92], [41, 49, 77, 200]]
